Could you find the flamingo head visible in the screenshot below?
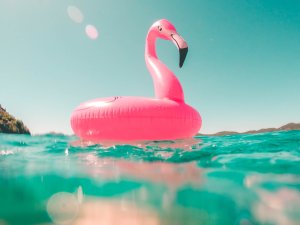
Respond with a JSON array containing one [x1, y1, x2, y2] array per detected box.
[[151, 19, 188, 68]]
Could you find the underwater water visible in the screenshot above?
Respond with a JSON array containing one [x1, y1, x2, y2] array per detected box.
[[0, 131, 300, 225]]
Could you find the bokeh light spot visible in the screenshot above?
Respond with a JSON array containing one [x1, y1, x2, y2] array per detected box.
[[67, 5, 84, 23], [85, 25, 99, 40]]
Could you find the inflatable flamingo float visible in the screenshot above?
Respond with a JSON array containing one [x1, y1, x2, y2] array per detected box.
[[71, 19, 202, 142]]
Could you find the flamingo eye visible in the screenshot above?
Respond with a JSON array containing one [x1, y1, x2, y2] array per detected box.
[[158, 26, 163, 32]]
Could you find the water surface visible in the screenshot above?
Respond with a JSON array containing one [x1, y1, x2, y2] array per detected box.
[[1, 131, 300, 225]]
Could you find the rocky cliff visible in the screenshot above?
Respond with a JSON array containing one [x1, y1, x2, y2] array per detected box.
[[0, 105, 30, 134]]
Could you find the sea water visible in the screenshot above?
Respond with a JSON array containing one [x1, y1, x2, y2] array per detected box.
[[0, 131, 300, 225]]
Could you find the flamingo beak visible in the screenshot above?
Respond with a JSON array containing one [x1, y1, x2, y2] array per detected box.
[[171, 33, 188, 68]]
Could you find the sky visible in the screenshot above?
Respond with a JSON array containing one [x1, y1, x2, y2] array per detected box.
[[0, 0, 300, 134]]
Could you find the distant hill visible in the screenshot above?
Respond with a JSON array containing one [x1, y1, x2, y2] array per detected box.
[[0, 105, 30, 134], [199, 123, 300, 136]]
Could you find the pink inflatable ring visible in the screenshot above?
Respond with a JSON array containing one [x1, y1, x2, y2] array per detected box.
[[71, 19, 202, 142]]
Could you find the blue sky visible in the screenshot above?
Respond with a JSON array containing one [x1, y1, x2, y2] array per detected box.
[[1, 0, 299, 134]]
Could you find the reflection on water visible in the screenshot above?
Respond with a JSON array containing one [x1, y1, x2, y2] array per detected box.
[[0, 131, 300, 224], [71, 137, 202, 151], [254, 188, 300, 225], [79, 155, 202, 188]]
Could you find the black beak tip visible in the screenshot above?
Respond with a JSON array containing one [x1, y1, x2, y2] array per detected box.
[[179, 47, 188, 68]]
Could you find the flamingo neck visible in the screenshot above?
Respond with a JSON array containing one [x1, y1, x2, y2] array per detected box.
[[145, 30, 184, 102]]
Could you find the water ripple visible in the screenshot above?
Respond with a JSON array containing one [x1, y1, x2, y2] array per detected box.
[[0, 131, 300, 225]]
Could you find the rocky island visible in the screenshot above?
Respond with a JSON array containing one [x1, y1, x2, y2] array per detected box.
[[0, 105, 30, 134], [200, 122, 300, 136]]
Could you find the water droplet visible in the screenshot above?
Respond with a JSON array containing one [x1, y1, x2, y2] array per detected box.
[[67, 5, 84, 23], [47, 192, 79, 224], [85, 25, 99, 40]]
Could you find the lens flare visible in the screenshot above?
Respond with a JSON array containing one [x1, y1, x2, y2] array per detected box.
[[67, 5, 84, 23], [85, 25, 99, 40]]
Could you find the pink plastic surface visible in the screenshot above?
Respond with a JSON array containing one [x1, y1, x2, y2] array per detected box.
[[70, 19, 202, 142]]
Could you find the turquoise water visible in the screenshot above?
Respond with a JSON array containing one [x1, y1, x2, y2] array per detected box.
[[1, 131, 300, 225]]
